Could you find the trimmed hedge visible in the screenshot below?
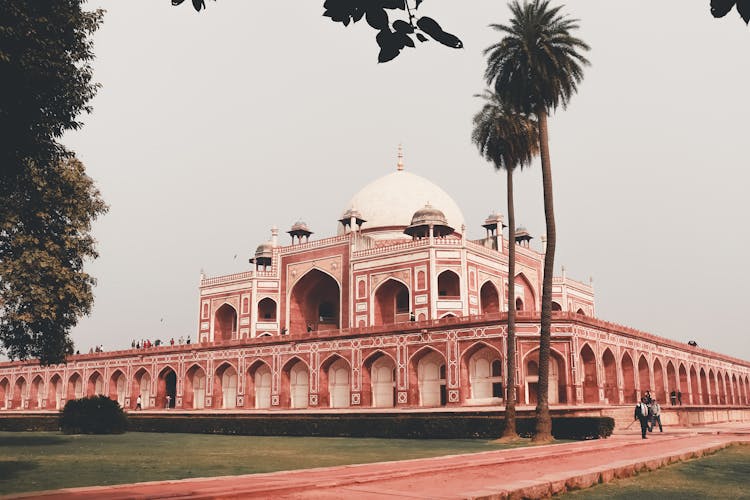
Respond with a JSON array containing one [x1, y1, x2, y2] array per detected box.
[[0, 415, 59, 432], [60, 395, 128, 434], [128, 413, 614, 440], [0, 411, 613, 440]]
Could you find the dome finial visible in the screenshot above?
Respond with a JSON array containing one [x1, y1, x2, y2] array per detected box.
[[397, 144, 404, 171]]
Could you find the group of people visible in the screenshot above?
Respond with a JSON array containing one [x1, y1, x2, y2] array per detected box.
[[130, 336, 191, 349], [634, 391, 663, 439]]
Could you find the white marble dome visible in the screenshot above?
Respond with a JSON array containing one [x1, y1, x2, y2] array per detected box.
[[338, 169, 465, 240]]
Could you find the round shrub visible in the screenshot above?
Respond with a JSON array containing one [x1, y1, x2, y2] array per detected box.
[[60, 395, 128, 434]]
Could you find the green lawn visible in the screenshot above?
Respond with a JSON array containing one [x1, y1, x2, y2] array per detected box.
[[0, 431, 524, 495], [563, 444, 750, 499]]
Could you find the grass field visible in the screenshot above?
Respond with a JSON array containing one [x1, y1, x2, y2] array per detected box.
[[563, 443, 750, 499], [0, 431, 524, 494]]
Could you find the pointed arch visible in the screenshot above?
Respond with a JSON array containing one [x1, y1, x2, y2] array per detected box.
[[437, 270, 460, 298], [29, 375, 44, 410], [320, 354, 351, 408], [637, 355, 650, 399], [288, 268, 341, 334], [479, 280, 500, 314], [653, 357, 665, 404], [157, 366, 178, 409], [131, 367, 152, 409], [523, 346, 567, 405], [12, 376, 28, 409], [620, 351, 636, 404], [0, 377, 9, 409], [514, 273, 536, 312], [47, 374, 64, 410], [666, 360, 677, 397], [460, 341, 503, 404], [410, 346, 447, 407], [67, 372, 84, 401], [184, 363, 206, 409], [689, 365, 699, 405], [601, 347, 618, 404], [362, 349, 397, 408], [257, 297, 277, 321], [580, 342, 598, 403], [213, 362, 238, 409], [87, 370, 105, 397], [245, 359, 272, 409], [281, 357, 310, 409], [109, 369, 128, 407], [372, 277, 411, 325], [213, 302, 238, 342], [699, 367, 709, 405]]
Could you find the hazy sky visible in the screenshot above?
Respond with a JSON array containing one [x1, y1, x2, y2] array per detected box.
[[60, 1, 750, 360]]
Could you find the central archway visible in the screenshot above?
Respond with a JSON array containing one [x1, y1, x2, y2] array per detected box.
[[373, 279, 410, 325], [214, 304, 238, 342], [363, 352, 396, 408], [621, 352, 636, 404], [581, 344, 598, 403], [479, 282, 500, 314], [109, 370, 127, 407], [289, 269, 341, 333], [157, 367, 177, 409], [602, 348, 618, 404]]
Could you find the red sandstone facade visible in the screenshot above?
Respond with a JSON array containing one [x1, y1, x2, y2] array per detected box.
[[1, 161, 749, 412]]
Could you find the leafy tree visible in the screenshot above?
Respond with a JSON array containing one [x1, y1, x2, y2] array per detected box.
[[472, 91, 538, 440], [711, 0, 750, 24], [172, 0, 463, 63], [0, 0, 105, 365], [484, 0, 589, 442], [0, 157, 108, 365]]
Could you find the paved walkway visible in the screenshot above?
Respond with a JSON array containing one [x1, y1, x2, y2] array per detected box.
[[7, 423, 750, 500]]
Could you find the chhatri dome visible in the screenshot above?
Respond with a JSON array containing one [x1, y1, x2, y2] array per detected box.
[[338, 146, 465, 240]]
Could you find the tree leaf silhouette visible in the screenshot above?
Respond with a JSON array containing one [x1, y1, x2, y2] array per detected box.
[[416, 16, 463, 48], [393, 19, 414, 34], [192, 0, 206, 11], [711, 0, 736, 17], [416, 33, 428, 42], [737, 0, 750, 22], [376, 29, 401, 63], [366, 8, 389, 30]]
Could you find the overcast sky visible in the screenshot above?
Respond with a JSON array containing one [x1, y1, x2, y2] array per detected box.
[[60, 1, 750, 360]]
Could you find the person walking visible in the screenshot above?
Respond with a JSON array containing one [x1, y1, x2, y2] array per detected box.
[[677, 390, 682, 405], [650, 399, 663, 432], [136, 395, 142, 411], [634, 397, 650, 439], [670, 390, 676, 405]]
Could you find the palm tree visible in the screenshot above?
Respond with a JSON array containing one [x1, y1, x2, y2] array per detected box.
[[472, 91, 539, 439], [484, 0, 589, 442]]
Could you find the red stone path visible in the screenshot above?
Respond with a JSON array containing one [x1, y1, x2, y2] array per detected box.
[[6, 423, 750, 500]]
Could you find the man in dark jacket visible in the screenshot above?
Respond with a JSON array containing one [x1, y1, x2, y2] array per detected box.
[[634, 397, 650, 439]]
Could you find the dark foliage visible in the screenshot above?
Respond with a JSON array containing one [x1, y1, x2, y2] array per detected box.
[[127, 413, 613, 440], [0, 1, 105, 365], [60, 396, 127, 434], [711, 0, 750, 24], [172, 0, 462, 63]]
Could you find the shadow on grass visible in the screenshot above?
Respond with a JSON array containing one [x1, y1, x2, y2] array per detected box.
[[0, 434, 68, 447], [0, 460, 39, 480]]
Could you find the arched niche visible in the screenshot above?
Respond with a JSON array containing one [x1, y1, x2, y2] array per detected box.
[[289, 269, 341, 333]]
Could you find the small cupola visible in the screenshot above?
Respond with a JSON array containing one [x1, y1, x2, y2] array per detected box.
[[338, 208, 366, 233], [515, 226, 533, 248], [288, 220, 313, 244], [404, 203, 454, 239]]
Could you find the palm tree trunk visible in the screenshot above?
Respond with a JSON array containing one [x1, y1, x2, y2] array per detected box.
[[533, 106, 555, 443], [502, 165, 517, 439]]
